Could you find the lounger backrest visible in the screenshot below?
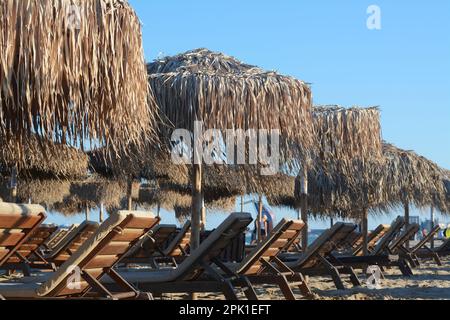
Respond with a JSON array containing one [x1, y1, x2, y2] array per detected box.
[[36, 211, 160, 297], [294, 223, 357, 269], [5, 225, 57, 264], [411, 225, 441, 253], [170, 213, 253, 282], [44, 228, 68, 250], [163, 221, 192, 256], [371, 216, 405, 255], [389, 223, 420, 252], [438, 238, 450, 252], [45, 225, 77, 250], [237, 219, 305, 275], [49, 221, 99, 265], [353, 224, 390, 256], [0, 203, 46, 266], [125, 224, 177, 259]]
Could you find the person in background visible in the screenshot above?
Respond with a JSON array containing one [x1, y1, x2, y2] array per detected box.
[[251, 202, 276, 243]]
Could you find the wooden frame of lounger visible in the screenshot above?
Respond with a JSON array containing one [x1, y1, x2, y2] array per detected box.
[[0, 203, 47, 273], [413, 226, 443, 265], [389, 223, 443, 267], [352, 224, 390, 256], [43, 225, 77, 251], [105, 213, 255, 300], [332, 217, 414, 277], [2, 225, 58, 276], [123, 221, 191, 267], [388, 223, 420, 267], [0, 211, 160, 300], [279, 223, 362, 290], [40, 221, 100, 269], [214, 219, 312, 300]]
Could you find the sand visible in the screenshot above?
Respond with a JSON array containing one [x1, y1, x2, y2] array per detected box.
[[1, 257, 449, 300]]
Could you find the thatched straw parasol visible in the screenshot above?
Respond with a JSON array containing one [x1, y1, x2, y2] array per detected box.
[[50, 175, 134, 219], [379, 143, 449, 215], [148, 48, 315, 249], [0, 135, 88, 180], [295, 105, 383, 250], [137, 185, 236, 223], [0, 0, 156, 158]]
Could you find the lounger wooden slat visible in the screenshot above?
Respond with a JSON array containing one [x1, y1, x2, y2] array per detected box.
[[218, 219, 312, 300], [332, 217, 414, 277], [106, 213, 254, 300], [353, 224, 390, 256], [0, 203, 47, 271], [278, 223, 362, 290], [413, 226, 443, 265], [0, 211, 160, 300]]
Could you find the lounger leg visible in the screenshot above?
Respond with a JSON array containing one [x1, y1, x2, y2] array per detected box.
[[221, 280, 239, 301], [0, 294, 5, 300], [346, 267, 362, 287], [21, 263, 31, 277], [398, 260, 413, 277], [433, 253, 443, 266], [275, 274, 296, 300], [237, 277, 259, 301], [316, 255, 345, 290]]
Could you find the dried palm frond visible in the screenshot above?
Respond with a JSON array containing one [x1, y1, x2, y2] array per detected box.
[[379, 143, 449, 214], [0, 0, 156, 159], [148, 48, 314, 161], [0, 135, 88, 179], [313, 106, 383, 163]]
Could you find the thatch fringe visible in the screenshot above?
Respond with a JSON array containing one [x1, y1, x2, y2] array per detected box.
[[379, 143, 449, 214], [295, 142, 449, 218], [1, 135, 88, 179], [148, 48, 315, 161], [313, 106, 383, 163], [0, 0, 156, 158]]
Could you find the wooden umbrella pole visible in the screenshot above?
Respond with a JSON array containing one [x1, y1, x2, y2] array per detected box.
[[430, 206, 435, 249], [404, 201, 410, 249], [300, 166, 309, 249], [241, 196, 244, 213], [126, 178, 133, 211], [362, 209, 369, 256], [10, 165, 18, 203], [191, 163, 203, 251], [257, 195, 263, 243], [85, 205, 90, 222], [99, 203, 104, 223], [201, 193, 206, 232]]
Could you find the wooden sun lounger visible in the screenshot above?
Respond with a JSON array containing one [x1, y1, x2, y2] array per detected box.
[[353, 224, 390, 256], [217, 219, 312, 300], [43, 225, 77, 252], [0, 211, 160, 300], [408, 226, 442, 266], [41, 221, 99, 269], [279, 223, 362, 290], [0, 203, 47, 275], [332, 217, 414, 277], [2, 224, 58, 276], [388, 223, 421, 267], [105, 213, 255, 300], [123, 221, 191, 267]]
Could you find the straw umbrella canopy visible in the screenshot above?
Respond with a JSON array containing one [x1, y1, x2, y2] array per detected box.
[[295, 105, 383, 250], [137, 185, 237, 222], [0, 0, 156, 160], [0, 135, 89, 180], [147, 48, 315, 249], [378, 143, 449, 216], [50, 175, 132, 219]]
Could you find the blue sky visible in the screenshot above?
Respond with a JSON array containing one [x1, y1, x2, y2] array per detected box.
[[51, 1, 450, 230]]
